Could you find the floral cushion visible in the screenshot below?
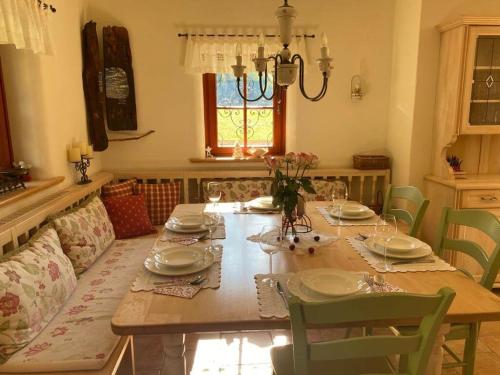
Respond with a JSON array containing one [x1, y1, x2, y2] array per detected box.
[[303, 180, 334, 202], [52, 196, 115, 275], [0, 234, 157, 373], [201, 179, 272, 202], [0, 227, 77, 363]]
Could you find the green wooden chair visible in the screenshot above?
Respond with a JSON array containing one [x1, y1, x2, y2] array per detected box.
[[433, 207, 500, 375], [270, 288, 456, 375], [382, 185, 429, 237]]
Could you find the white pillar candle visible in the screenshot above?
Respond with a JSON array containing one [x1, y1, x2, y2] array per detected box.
[[258, 33, 265, 58], [320, 32, 330, 58], [86, 145, 94, 157], [80, 142, 88, 156], [68, 147, 81, 162]]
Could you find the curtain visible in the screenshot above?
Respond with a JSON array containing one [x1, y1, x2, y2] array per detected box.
[[183, 33, 310, 74], [0, 0, 52, 54]]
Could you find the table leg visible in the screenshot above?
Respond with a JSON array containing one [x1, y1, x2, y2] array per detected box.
[[425, 324, 450, 375], [161, 333, 186, 375]]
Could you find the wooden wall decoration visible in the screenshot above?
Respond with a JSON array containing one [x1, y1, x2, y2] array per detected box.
[[103, 26, 137, 131], [82, 21, 108, 151]]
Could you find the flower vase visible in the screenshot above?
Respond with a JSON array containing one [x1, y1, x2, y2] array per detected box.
[[281, 196, 308, 236]]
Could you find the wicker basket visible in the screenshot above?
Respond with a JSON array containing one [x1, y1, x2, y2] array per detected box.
[[353, 155, 390, 170]]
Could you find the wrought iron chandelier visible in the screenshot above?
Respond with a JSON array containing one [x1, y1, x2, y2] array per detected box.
[[231, 0, 332, 102]]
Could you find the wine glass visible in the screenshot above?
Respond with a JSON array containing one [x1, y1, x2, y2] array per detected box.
[[259, 224, 285, 288], [203, 212, 222, 256], [331, 180, 348, 225], [207, 182, 222, 211], [375, 214, 397, 271]]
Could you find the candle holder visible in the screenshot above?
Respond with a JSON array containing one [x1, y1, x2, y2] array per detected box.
[[72, 155, 92, 185]]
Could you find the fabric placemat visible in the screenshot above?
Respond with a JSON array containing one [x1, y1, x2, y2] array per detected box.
[[255, 273, 405, 318], [161, 216, 226, 244], [346, 236, 456, 273], [317, 206, 382, 226]]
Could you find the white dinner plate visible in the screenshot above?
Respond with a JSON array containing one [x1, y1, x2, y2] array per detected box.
[[329, 208, 376, 220], [165, 221, 208, 234], [169, 215, 205, 229], [341, 203, 370, 216], [299, 268, 365, 297], [287, 272, 370, 303], [248, 196, 280, 211], [154, 247, 204, 268], [373, 234, 421, 253], [144, 250, 214, 276], [364, 237, 432, 259]]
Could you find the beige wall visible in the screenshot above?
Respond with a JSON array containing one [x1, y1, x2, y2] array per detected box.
[[87, 0, 394, 170], [0, 0, 101, 184]]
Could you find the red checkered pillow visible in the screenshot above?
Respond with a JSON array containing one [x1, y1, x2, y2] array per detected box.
[[101, 179, 136, 199], [134, 182, 181, 225], [103, 194, 156, 239]]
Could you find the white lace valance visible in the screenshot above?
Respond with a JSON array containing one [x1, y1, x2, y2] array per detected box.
[[183, 33, 310, 74], [0, 0, 53, 54]]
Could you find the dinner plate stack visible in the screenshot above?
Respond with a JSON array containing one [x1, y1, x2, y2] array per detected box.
[[329, 202, 376, 220], [144, 246, 215, 276], [364, 234, 432, 259], [247, 196, 280, 211], [165, 214, 209, 234], [287, 268, 371, 303]]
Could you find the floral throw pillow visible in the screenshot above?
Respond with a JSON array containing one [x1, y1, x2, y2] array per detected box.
[[202, 179, 272, 203], [0, 227, 77, 362], [52, 196, 115, 275]]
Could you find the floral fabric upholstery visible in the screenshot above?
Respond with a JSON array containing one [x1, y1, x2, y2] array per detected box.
[[303, 180, 334, 202], [201, 179, 272, 202], [52, 196, 115, 275], [0, 234, 157, 373], [0, 227, 77, 363]]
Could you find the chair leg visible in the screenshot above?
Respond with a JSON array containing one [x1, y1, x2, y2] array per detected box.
[[462, 323, 479, 375]]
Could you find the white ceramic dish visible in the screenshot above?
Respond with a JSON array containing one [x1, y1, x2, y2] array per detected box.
[[299, 268, 365, 297], [165, 221, 208, 234], [154, 247, 204, 268], [373, 234, 421, 253], [169, 215, 205, 229], [248, 196, 279, 211], [287, 272, 370, 303], [364, 237, 432, 259], [341, 203, 370, 216], [144, 251, 214, 276], [329, 208, 376, 220]]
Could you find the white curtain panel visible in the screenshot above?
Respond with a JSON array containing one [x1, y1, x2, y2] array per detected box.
[[183, 33, 310, 74], [0, 0, 53, 54]]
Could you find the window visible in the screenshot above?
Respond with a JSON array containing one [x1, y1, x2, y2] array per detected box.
[[203, 72, 286, 156]]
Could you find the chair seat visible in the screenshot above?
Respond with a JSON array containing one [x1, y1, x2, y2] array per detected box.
[[270, 344, 400, 375]]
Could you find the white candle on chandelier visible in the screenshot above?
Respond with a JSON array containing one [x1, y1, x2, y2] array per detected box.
[[236, 43, 243, 65], [258, 33, 265, 58], [320, 32, 330, 58]]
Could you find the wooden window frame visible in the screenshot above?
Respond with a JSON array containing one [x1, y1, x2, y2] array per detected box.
[[203, 73, 286, 156], [0, 58, 13, 169]]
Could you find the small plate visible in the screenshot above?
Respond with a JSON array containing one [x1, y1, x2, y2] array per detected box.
[[170, 215, 205, 229], [287, 273, 370, 303], [300, 268, 365, 297], [144, 250, 214, 276], [329, 208, 376, 220], [373, 235, 421, 253], [165, 221, 208, 234], [154, 247, 204, 268], [364, 237, 432, 259], [248, 196, 279, 211]]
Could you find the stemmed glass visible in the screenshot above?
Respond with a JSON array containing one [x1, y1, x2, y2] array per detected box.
[[203, 212, 222, 256], [207, 182, 222, 211], [259, 224, 285, 287], [375, 214, 397, 271], [331, 180, 348, 225]]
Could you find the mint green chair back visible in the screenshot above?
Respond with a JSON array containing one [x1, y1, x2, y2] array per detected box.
[[382, 185, 429, 237], [288, 288, 455, 375], [434, 207, 500, 290]]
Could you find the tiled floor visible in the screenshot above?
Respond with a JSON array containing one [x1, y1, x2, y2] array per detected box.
[[134, 322, 500, 375]]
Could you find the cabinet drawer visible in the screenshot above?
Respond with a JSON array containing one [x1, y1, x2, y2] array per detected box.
[[461, 189, 500, 208]]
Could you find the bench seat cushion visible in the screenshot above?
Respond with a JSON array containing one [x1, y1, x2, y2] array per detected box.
[[202, 179, 272, 202], [0, 234, 156, 373]]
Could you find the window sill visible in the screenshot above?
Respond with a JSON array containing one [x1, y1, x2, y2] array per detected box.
[[0, 176, 65, 210], [189, 157, 268, 164]]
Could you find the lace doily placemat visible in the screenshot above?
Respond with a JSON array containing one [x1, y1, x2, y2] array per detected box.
[[317, 206, 381, 226], [160, 217, 226, 246], [346, 236, 456, 273], [131, 246, 222, 297], [255, 273, 405, 318]]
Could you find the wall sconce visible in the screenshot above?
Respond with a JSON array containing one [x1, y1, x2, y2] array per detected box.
[[351, 75, 364, 101]]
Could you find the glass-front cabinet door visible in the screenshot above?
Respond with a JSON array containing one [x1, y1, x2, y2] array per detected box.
[[461, 26, 500, 134]]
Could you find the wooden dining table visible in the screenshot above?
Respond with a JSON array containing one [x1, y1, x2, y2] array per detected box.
[[111, 202, 500, 375]]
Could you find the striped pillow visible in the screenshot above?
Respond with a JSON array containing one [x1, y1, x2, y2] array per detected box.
[[134, 182, 181, 225], [101, 179, 136, 199]]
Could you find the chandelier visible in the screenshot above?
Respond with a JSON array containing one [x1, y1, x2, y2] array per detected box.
[[231, 0, 332, 102]]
